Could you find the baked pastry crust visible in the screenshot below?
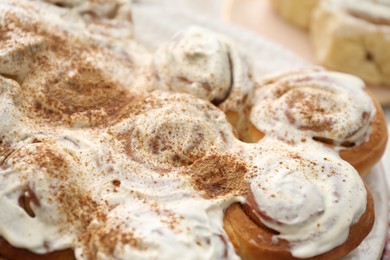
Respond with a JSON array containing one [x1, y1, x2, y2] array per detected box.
[[224, 187, 374, 260], [339, 89, 388, 175], [248, 68, 388, 176], [0, 237, 75, 260]]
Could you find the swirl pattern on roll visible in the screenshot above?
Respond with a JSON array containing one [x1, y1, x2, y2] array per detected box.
[[250, 69, 375, 148], [0, 0, 149, 127], [245, 138, 367, 258], [110, 91, 236, 170], [151, 26, 254, 115]]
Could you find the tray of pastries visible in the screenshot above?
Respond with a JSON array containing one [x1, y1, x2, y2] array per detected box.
[[0, 1, 388, 259]]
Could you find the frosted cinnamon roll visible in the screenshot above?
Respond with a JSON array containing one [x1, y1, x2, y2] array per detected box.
[[248, 68, 388, 176], [269, 0, 318, 29], [311, 0, 390, 85], [0, 76, 47, 164], [0, 138, 99, 260], [0, 95, 244, 260], [109, 91, 237, 171], [151, 26, 254, 136], [224, 138, 374, 260], [0, 0, 149, 127]]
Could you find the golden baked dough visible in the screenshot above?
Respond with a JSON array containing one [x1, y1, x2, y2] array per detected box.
[[224, 136, 375, 260], [270, 0, 318, 29], [311, 0, 390, 85], [224, 188, 374, 260]]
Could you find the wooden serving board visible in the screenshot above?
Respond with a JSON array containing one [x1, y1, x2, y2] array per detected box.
[[224, 0, 390, 105]]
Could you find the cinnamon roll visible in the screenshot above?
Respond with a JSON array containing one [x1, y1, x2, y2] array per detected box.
[[248, 68, 388, 176], [0, 93, 245, 260], [150, 26, 254, 137], [224, 138, 375, 260], [269, 0, 318, 29], [0, 0, 149, 127], [109, 91, 237, 171], [311, 0, 390, 85]]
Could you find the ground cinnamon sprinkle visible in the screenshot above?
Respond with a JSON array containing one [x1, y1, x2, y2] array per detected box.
[[183, 154, 248, 199], [93, 226, 143, 257], [2, 8, 138, 128], [285, 89, 333, 132]]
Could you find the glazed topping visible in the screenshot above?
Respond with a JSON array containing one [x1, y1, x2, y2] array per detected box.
[[0, 77, 37, 162], [0, 92, 242, 259], [326, 0, 390, 25], [0, 0, 149, 127], [111, 91, 235, 170], [250, 70, 375, 147], [247, 138, 367, 258], [152, 26, 253, 107]]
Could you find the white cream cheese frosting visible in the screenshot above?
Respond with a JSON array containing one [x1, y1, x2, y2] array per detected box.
[[0, 1, 371, 259], [108, 91, 235, 170], [245, 138, 367, 258], [250, 69, 376, 148], [0, 91, 244, 259], [0, 0, 150, 127], [0, 86, 368, 259], [151, 26, 254, 110], [152, 26, 232, 103]]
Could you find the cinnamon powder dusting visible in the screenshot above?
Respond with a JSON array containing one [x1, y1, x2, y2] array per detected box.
[[183, 155, 248, 199], [3, 9, 137, 127], [285, 90, 333, 132]]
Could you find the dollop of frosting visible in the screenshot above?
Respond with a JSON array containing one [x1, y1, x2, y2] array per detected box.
[[246, 138, 367, 258], [152, 26, 253, 109], [0, 0, 149, 127], [110, 91, 235, 170], [250, 69, 375, 148]]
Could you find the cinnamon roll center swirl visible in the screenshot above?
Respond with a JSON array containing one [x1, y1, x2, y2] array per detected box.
[[30, 65, 130, 126], [113, 92, 235, 170], [251, 71, 374, 147], [152, 26, 235, 105], [244, 139, 367, 258]]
